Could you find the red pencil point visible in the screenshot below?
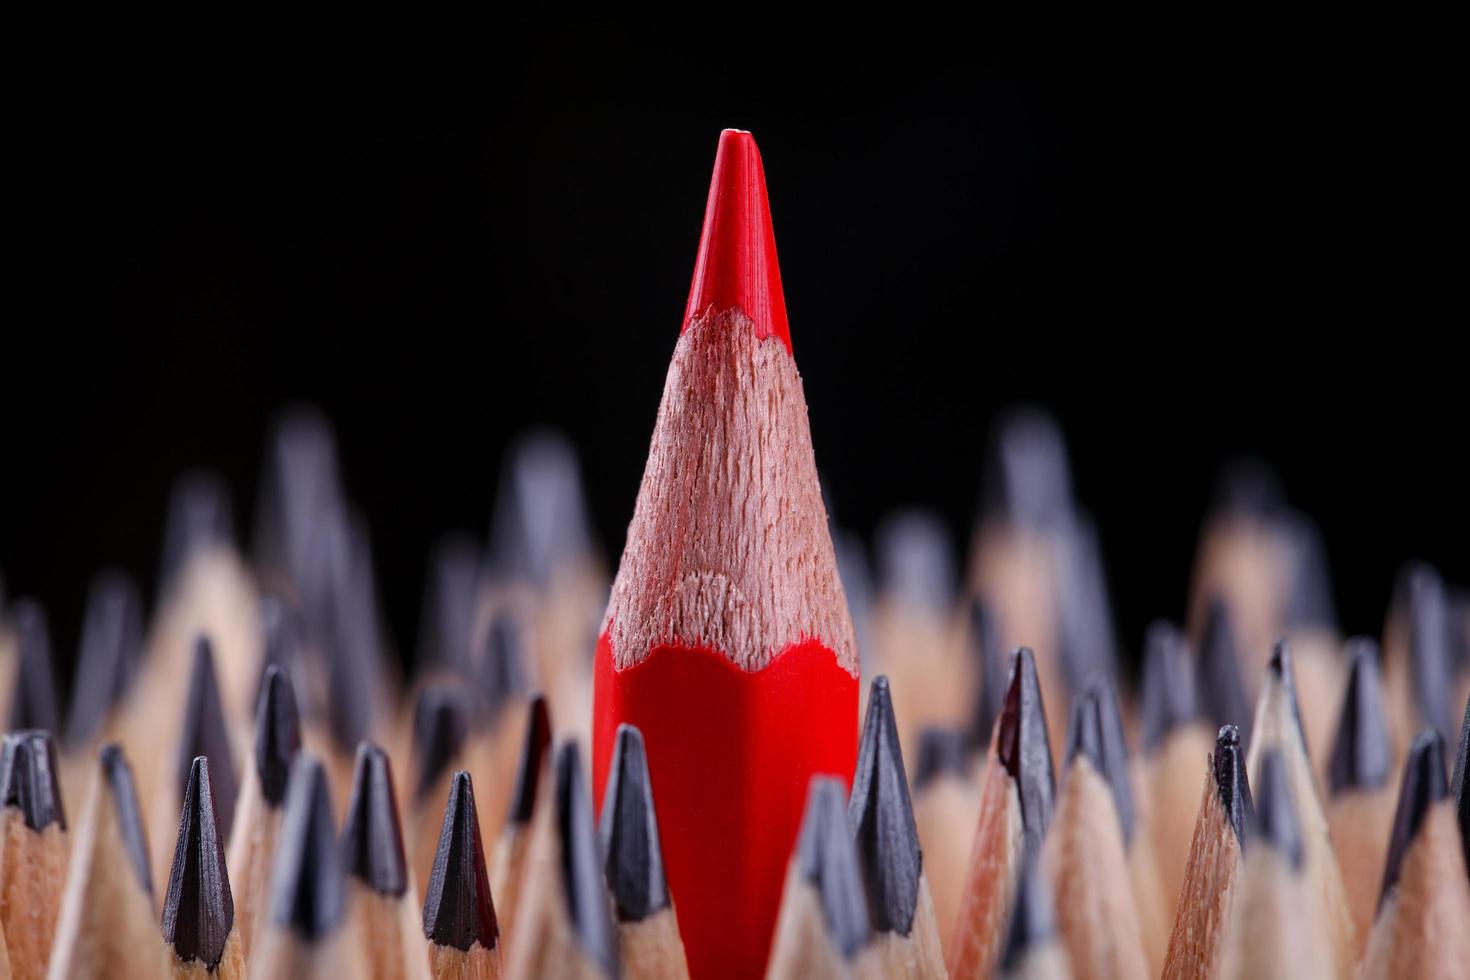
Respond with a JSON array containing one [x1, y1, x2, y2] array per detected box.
[[682, 129, 792, 352]]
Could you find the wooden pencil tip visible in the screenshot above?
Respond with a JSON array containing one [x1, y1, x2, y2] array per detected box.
[[1379, 728, 1449, 908], [7, 598, 59, 734], [554, 742, 619, 974], [0, 728, 65, 831], [913, 727, 969, 791], [479, 609, 530, 722], [423, 771, 499, 951], [966, 597, 1007, 749], [1064, 678, 1135, 845], [1327, 639, 1392, 796], [599, 724, 671, 922], [1140, 620, 1198, 752], [849, 676, 922, 936], [996, 647, 1056, 858], [163, 756, 235, 970], [999, 855, 1055, 971], [681, 128, 791, 352], [1213, 725, 1253, 848], [254, 665, 302, 807], [411, 684, 472, 802], [341, 742, 408, 897], [65, 570, 143, 747], [268, 756, 347, 939], [1407, 565, 1454, 739], [160, 469, 235, 590], [99, 743, 152, 895], [178, 635, 238, 834], [1453, 694, 1469, 876], [1198, 596, 1253, 744], [506, 693, 552, 826], [1252, 749, 1304, 869], [795, 776, 871, 958]]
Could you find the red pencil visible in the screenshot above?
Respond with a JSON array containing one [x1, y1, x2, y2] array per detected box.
[[592, 128, 859, 980]]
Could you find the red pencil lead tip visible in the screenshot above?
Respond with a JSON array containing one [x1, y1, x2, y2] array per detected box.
[[682, 129, 792, 352]]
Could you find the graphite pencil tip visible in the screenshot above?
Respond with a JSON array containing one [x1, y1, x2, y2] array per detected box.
[[1213, 725, 1253, 847], [998, 855, 1055, 972], [162, 756, 235, 970], [1327, 639, 1392, 796], [1378, 728, 1449, 907], [489, 430, 596, 588], [0, 729, 66, 830], [411, 684, 472, 801], [555, 742, 619, 974], [874, 510, 956, 614], [682, 129, 791, 352], [8, 598, 59, 734], [65, 570, 144, 746], [253, 665, 302, 807], [479, 610, 529, 722], [848, 676, 922, 936], [967, 597, 1008, 748], [507, 693, 552, 826], [1065, 679, 1136, 845], [1407, 566, 1453, 739], [796, 776, 872, 959], [160, 469, 236, 591], [979, 406, 1075, 528], [995, 648, 1056, 858], [422, 771, 499, 951], [598, 724, 670, 922], [1453, 694, 1469, 874], [1198, 597, 1254, 743], [268, 756, 347, 939], [1281, 513, 1337, 632], [341, 742, 409, 897], [255, 594, 303, 708], [913, 727, 969, 791], [1252, 749, 1304, 869], [100, 743, 152, 895], [416, 533, 481, 675], [1266, 638, 1311, 758], [178, 635, 238, 834], [1140, 620, 1199, 752]]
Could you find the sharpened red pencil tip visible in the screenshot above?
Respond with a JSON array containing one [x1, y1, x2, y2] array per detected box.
[[682, 129, 792, 353]]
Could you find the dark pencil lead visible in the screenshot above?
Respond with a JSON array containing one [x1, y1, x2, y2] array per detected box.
[[554, 742, 619, 975], [507, 694, 552, 826], [796, 776, 872, 959], [254, 665, 302, 807], [268, 756, 347, 938], [489, 430, 595, 589], [411, 685, 472, 802], [253, 406, 344, 589], [66, 571, 144, 746], [913, 727, 969, 791], [1327, 639, 1392, 796], [422, 771, 499, 951], [1378, 729, 1449, 909], [1198, 597, 1254, 745], [966, 597, 1007, 750], [160, 470, 236, 593], [1266, 639, 1310, 759], [1452, 694, 1469, 875], [100, 743, 152, 895], [995, 648, 1056, 860], [1213, 725, 1253, 848], [1052, 516, 1121, 690], [162, 757, 235, 969], [980, 406, 1074, 528], [874, 510, 956, 614], [479, 610, 529, 723], [254, 594, 303, 709], [598, 725, 670, 923], [416, 533, 482, 677], [999, 855, 1055, 971], [1064, 679, 1135, 845], [847, 676, 922, 936], [341, 743, 408, 897], [8, 598, 59, 735], [306, 508, 383, 753], [1140, 621, 1199, 753], [1280, 513, 1337, 632], [1407, 566, 1453, 740], [1252, 749, 1304, 870], [0, 730, 66, 831], [177, 636, 238, 835]]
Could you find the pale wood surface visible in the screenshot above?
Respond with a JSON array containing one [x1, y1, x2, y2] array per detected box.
[[865, 876, 946, 979], [946, 759, 1023, 980], [348, 880, 431, 980], [0, 813, 66, 980], [1161, 766, 1243, 980], [1359, 805, 1470, 980], [913, 773, 981, 964], [617, 906, 690, 980], [427, 941, 502, 980]]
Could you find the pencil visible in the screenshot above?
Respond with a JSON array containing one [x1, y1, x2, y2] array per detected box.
[[764, 776, 877, 980], [489, 694, 550, 959], [1359, 729, 1470, 980], [416, 533, 483, 681], [591, 128, 858, 980], [422, 771, 502, 980], [4, 601, 58, 733], [224, 665, 301, 959], [1323, 639, 1395, 958], [1383, 564, 1456, 751], [463, 611, 531, 853], [408, 685, 473, 897], [248, 756, 368, 979], [64, 571, 144, 750], [162, 757, 244, 979], [1160, 724, 1251, 980], [1276, 515, 1344, 790], [965, 598, 1008, 756], [949, 647, 1057, 980], [598, 724, 689, 979], [1195, 598, 1255, 746], [1043, 682, 1149, 980], [846, 678, 944, 979], [341, 742, 430, 980], [1453, 692, 1469, 874], [1245, 640, 1357, 977], [995, 855, 1070, 980], [909, 727, 977, 961], [505, 743, 617, 980], [46, 744, 166, 980], [0, 730, 66, 980]]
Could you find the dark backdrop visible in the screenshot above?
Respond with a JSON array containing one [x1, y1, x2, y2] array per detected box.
[[5, 20, 1463, 690]]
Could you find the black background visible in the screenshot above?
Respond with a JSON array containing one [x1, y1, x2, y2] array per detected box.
[[5, 21, 1463, 691]]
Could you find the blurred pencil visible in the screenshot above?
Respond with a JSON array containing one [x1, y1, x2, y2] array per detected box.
[[422, 771, 502, 979], [489, 694, 550, 958], [1453, 693, 1469, 873], [1195, 598, 1255, 745], [162, 757, 244, 979], [407, 685, 473, 895], [5, 601, 58, 733], [909, 727, 977, 961], [0, 731, 66, 980], [995, 856, 1070, 980]]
